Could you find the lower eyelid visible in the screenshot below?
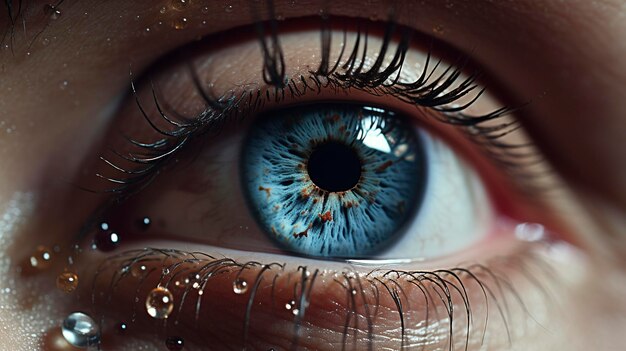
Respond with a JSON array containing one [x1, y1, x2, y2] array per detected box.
[[77, 235, 566, 350]]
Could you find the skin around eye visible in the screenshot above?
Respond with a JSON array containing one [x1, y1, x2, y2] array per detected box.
[[53, 22, 576, 350], [3, 1, 625, 351]]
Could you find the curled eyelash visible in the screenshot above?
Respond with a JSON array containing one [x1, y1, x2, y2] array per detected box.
[[83, 245, 554, 350], [90, 15, 551, 201]]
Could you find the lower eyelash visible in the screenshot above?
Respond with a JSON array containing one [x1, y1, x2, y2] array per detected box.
[[83, 245, 553, 350]]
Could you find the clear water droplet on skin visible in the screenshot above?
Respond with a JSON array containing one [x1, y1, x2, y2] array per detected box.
[[59, 80, 68, 90], [224, 4, 233, 13], [201, 6, 209, 14], [44, 4, 62, 20], [61, 312, 100, 348], [29, 245, 53, 269], [145, 287, 174, 319], [56, 271, 79, 293], [233, 278, 248, 294], [162, 268, 170, 275], [160, 6, 167, 14], [41, 37, 50, 46]]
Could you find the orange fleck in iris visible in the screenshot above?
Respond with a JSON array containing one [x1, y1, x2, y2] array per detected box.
[[258, 186, 271, 199], [318, 211, 333, 222], [375, 160, 393, 173]]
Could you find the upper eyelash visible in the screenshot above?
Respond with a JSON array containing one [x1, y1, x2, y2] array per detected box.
[[91, 15, 548, 200], [87, 245, 553, 350]]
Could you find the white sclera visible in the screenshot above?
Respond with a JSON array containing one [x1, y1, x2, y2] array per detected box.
[[380, 129, 493, 260]]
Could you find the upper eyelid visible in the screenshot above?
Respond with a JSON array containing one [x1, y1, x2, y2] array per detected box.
[[93, 19, 548, 204]]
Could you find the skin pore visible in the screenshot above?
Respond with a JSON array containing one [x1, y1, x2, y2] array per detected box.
[[0, 0, 625, 350]]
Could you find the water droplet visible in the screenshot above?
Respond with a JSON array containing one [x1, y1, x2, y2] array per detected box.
[[165, 336, 184, 350], [171, 0, 189, 11], [162, 267, 171, 275], [201, 6, 209, 14], [131, 264, 148, 278], [285, 299, 296, 311], [173, 17, 188, 30], [93, 227, 120, 252], [117, 322, 128, 334], [292, 308, 299, 316], [59, 80, 68, 90], [233, 278, 248, 294], [41, 37, 50, 46], [224, 4, 233, 13], [100, 222, 109, 231], [61, 312, 100, 348], [351, 289, 357, 296], [43, 4, 62, 20], [29, 245, 53, 269], [140, 217, 151, 229], [159, 6, 167, 14], [56, 271, 79, 293], [201, 20, 207, 26], [146, 287, 174, 319]]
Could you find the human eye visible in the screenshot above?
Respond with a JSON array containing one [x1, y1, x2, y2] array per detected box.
[[5, 1, 620, 351], [55, 16, 560, 350]]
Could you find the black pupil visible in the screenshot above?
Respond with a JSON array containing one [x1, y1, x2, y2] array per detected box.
[[307, 141, 362, 192]]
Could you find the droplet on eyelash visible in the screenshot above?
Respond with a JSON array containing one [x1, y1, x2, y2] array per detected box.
[[146, 286, 174, 319], [232, 278, 248, 294], [29, 245, 53, 269], [61, 312, 100, 348], [351, 289, 357, 296], [43, 4, 62, 20], [130, 264, 148, 278], [165, 336, 184, 351], [171, 0, 189, 11], [56, 271, 79, 293], [292, 308, 299, 316], [162, 267, 171, 275], [173, 17, 188, 30], [224, 4, 233, 13]]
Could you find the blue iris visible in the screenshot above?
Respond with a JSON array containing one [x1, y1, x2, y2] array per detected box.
[[241, 104, 426, 258]]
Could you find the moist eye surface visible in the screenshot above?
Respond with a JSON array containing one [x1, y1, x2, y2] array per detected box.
[[241, 103, 426, 257]]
